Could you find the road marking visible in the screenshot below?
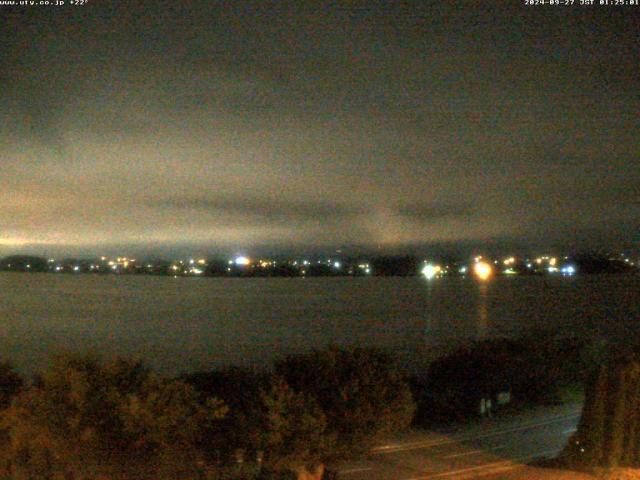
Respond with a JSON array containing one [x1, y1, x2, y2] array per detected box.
[[339, 467, 373, 475], [443, 449, 482, 458], [424, 444, 506, 463], [372, 412, 580, 455], [374, 412, 580, 453], [471, 462, 527, 479], [471, 448, 559, 479], [405, 459, 517, 480], [404, 448, 559, 480]]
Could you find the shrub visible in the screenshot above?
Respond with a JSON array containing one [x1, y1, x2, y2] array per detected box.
[[0, 353, 226, 479], [0, 362, 23, 410], [185, 367, 334, 479], [415, 338, 562, 423], [275, 346, 415, 461], [256, 377, 332, 479], [183, 366, 269, 456]]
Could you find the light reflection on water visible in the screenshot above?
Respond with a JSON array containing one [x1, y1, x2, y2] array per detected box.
[[476, 282, 489, 339], [0, 272, 638, 374]]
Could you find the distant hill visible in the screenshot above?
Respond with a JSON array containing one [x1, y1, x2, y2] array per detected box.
[[0, 255, 48, 272]]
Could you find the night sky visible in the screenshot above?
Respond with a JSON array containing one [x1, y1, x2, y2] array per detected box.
[[2, 2, 638, 256]]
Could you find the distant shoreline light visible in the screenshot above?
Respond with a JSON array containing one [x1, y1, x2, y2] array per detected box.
[[234, 256, 250, 266], [473, 261, 493, 280], [421, 263, 441, 280]]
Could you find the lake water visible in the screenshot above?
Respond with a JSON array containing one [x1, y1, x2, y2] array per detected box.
[[1, 273, 638, 375]]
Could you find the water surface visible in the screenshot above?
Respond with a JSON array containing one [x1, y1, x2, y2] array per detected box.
[[0, 273, 638, 374]]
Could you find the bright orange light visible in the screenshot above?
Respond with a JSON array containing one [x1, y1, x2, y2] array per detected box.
[[474, 261, 493, 280]]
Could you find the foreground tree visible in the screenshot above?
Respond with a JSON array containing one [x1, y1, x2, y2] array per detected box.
[[257, 377, 332, 480], [0, 362, 23, 410], [415, 338, 564, 422], [0, 353, 226, 479], [275, 346, 416, 461], [565, 348, 640, 469], [183, 366, 269, 456]]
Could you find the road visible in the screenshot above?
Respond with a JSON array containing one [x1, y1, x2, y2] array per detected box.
[[336, 403, 582, 480]]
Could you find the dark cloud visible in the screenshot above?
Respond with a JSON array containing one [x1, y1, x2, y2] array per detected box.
[[0, 2, 639, 254], [149, 193, 368, 225], [396, 201, 476, 222]]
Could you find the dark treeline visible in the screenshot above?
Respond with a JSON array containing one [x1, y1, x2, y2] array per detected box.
[[412, 330, 599, 425], [0, 255, 49, 272], [571, 254, 637, 275], [0, 253, 637, 277]]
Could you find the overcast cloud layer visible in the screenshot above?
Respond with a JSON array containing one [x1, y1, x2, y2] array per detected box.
[[1, 2, 638, 256]]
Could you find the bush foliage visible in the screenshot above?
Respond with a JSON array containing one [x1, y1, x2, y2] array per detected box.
[[411, 335, 585, 423], [0, 336, 602, 479], [275, 346, 416, 460], [0, 347, 416, 479], [255, 377, 331, 477], [0, 362, 22, 410], [0, 353, 226, 479]]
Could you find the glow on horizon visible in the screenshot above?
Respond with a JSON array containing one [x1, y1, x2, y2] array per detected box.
[[0, 237, 32, 247]]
